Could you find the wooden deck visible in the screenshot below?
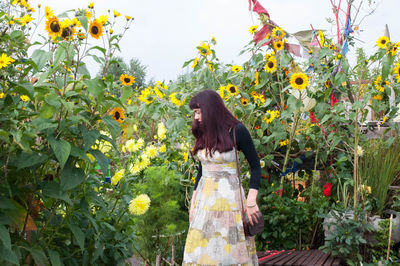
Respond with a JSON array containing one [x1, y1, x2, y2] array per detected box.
[[257, 250, 345, 266]]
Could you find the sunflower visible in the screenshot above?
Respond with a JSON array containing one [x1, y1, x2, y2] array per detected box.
[[264, 57, 277, 73], [263, 110, 275, 124], [125, 15, 132, 21], [88, 2, 94, 9], [120, 74, 135, 86], [45, 16, 62, 39], [264, 50, 275, 61], [231, 65, 242, 73], [85, 9, 92, 20], [377, 36, 390, 49], [318, 30, 325, 46], [226, 84, 239, 96], [374, 76, 389, 92], [192, 57, 199, 68], [20, 95, 29, 102], [99, 15, 108, 25], [290, 72, 309, 90], [113, 10, 121, 17], [241, 97, 249, 106], [387, 42, 399, 56], [19, 14, 34, 26], [60, 19, 75, 40], [110, 107, 125, 123], [198, 42, 211, 56], [274, 40, 284, 52], [89, 19, 104, 39], [248, 25, 258, 34], [272, 27, 285, 39], [393, 63, 400, 83], [325, 79, 332, 89]]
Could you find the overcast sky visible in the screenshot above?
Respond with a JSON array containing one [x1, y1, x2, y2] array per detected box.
[[28, 0, 400, 82]]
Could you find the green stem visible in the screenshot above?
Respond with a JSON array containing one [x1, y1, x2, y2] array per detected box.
[[280, 113, 299, 190]]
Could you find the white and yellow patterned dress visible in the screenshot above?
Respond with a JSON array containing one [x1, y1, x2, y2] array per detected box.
[[183, 148, 258, 265]]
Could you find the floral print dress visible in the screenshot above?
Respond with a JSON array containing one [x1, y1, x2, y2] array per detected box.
[[183, 149, 258, 265]]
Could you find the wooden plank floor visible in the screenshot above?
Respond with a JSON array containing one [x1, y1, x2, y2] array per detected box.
[[257, 250, 344, 266]]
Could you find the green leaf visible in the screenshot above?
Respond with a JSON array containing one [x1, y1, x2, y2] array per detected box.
[[182, 59, 194, 68], [382, 54, 393, 80], [69, 224, 85, 250], [49, 137, 71, 169], [77, 15, 88, 31], [0, 225, 11, 250], [40, 104, 57, 119], [0, 245, 19, 265], [60, 164, 85, 191], [10, 151, 48, 169], [42, 182, 72, 205], [85, 78, 105, 98], [31, 49, 52, 71], [279, 52, 291, 68], [30, 245, 49, 266], [53, 46, 66, 67], [333, 72, 346, 86], [102, 115, 121, 140], [48, 249, 62, 266]]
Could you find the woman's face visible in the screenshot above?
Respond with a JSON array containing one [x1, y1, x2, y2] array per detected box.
[[193, 108, 202, 123]]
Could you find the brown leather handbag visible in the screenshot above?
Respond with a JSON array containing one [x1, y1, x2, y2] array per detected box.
[[233, 126, 264, 237]]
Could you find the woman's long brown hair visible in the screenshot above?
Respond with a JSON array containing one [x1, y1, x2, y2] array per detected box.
[[189, 89, 240, 156]]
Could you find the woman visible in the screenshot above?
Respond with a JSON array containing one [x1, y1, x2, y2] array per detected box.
[[183, 89, 261, 265]]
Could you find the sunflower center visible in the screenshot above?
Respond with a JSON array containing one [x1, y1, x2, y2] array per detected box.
[[229, 86, 236, 93], [114, 111, 120, 120], [295, 77, 304, 85], [277, 43, 282, 48], [91, 26, 99, 34], [381, 40, 386, 44], [50, 21, 60, 33], [267, 61, 274, 68], [124, 78, 131, 83], [61, 27, 72, 39]]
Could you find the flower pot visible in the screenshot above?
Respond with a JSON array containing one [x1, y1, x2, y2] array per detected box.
[[368, 210, 400, 243]]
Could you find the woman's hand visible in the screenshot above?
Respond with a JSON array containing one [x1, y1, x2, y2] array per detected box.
[[246, 188, 259, 226], [246, 203, 260, 226]]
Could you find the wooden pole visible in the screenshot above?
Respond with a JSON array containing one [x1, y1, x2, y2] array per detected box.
[[386, 214, 393, 260]]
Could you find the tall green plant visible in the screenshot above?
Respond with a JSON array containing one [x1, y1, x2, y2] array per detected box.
[[360, 138, 400, 215]]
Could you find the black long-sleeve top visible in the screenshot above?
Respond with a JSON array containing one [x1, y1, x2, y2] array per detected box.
[[193, 123, 261, 190]]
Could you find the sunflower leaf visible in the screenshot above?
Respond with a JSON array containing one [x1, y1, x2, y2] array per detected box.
[[382, 54, 393, 80]]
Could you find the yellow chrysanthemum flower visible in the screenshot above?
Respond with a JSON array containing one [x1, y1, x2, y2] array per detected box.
[[0, 53, 15, 69], [373, 94, 383, 100], [0, 92, 5, 99], [111, 169, 125, 186], [226, 84, 239, 96], [377, 36, 390, 49], [120, 74, 135, 86], [157, 122, 167, 140], [129, 194, 151, 215], [290, 72, 309, 90], [144, 145, 158, 159], [159, 145, 166, 153], [45, 16, 62, 39], [272, 27, 285, 39], [89, 19, 103, 39], [264, 57, 277, 73], [124, 139, 138, 153], [393, 63, 400, 83], [231, 65, 242, 73], [20, 95, 29, 102], [110, 107, 125, 123], [248, 25, 258, 35]]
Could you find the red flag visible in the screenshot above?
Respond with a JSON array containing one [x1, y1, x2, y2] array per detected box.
[[253, 25, 272, 46], [285, 43, 301, 57], [249, 0, 269, 16]]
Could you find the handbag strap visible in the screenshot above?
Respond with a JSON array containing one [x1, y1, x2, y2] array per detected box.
[[232, 126, 247, 222]]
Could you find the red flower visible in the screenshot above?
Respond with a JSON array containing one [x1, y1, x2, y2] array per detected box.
[[323, 183, 332, 197]]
